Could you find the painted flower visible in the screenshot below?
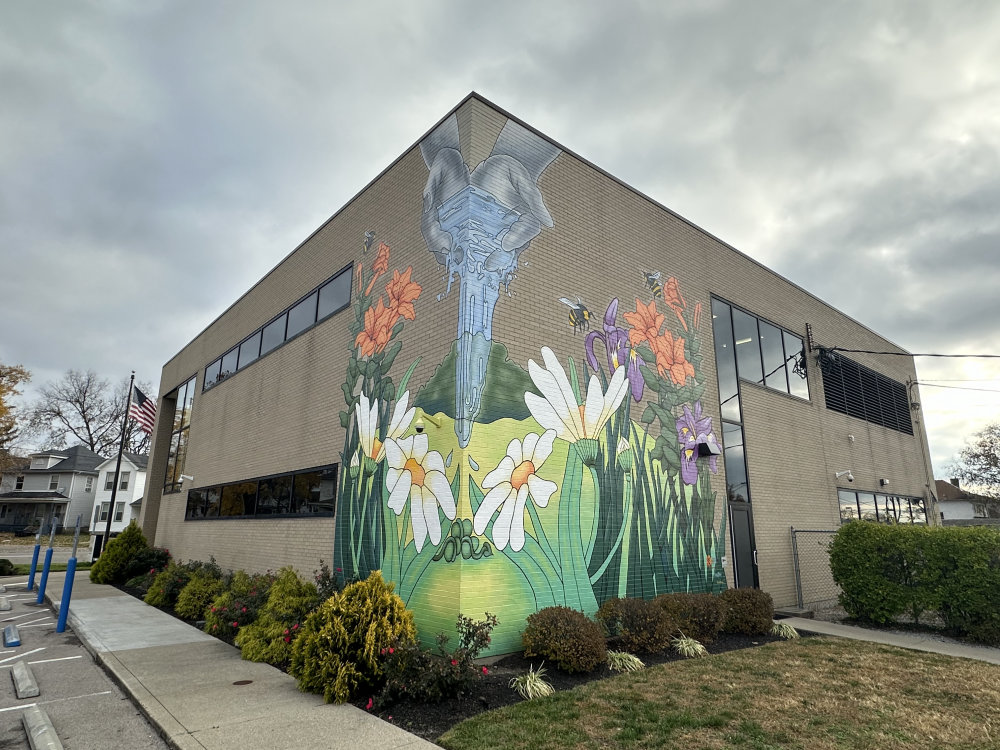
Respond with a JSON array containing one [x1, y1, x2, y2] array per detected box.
[[385, 267, 422, 321], [585, 297, 645, 402], [650, 330, 695, 387], [624, 298, 665, 348], [365, 242, 392, 295], [663, 276, 686, 318], [385, 434, 456, 552], [355, 297, 398, 357], [676, 401, 720, 485], [524, 346, 629, 444], [474, 430, 558, 551], [353, 391, 416, 467]]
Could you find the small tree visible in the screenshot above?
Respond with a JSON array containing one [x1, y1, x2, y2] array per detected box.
[[951, 422, 1000, 499]]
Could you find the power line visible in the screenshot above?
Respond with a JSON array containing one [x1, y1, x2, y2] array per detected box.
[[916, 382, 1000, 394], [828, 347, 1000, 359]]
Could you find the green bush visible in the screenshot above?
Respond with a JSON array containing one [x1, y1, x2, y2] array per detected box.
[[175, 572, 226, 621], [0, 559, 14, 576], [123, 546, 172, 581], [236, 567, 320, 666], [522, 606, 606, 672], [204, 570, 276, 642], [89, 522, 149, 584], [924, 526, 1000, 644], [655, 592, 727, 644], [144, 563, 195, 609], [719, 588, 774, 635], [379, 613, 498, 705], [596, 598, 676, 655], [124, 572, 156, 595], [289, 571, 415, 703]]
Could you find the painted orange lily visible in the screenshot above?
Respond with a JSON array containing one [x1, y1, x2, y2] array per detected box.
[[650, 330, 695, 387], [385, 267, 422, 321], [355, 297, 398, 357], [623, 298, 665, 348]]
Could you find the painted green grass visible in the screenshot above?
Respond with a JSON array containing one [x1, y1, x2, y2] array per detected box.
[[440, 638, 1000, 749]]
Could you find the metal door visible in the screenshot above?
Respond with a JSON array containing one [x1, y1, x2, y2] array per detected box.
[[729, 502, 758, 588]]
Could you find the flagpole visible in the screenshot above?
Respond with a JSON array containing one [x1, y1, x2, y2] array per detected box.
[[101, 371, 134, 556]]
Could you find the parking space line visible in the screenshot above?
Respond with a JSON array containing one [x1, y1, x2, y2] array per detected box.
[[20, 622, 54, 629], [30, 655, 83, 666], [0, 648, 44, 664], [0, 702, 38, 713], [3, 611, 51, 622]]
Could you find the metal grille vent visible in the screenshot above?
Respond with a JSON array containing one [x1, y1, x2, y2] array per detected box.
[[821, 353, 913, 435]]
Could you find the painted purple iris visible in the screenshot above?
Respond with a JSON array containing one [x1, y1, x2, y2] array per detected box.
[[585, 298, 645, 402], [676, 401, 720, 485]]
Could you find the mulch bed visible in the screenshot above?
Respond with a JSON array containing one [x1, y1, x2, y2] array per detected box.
[[363, 633, 782, 743]]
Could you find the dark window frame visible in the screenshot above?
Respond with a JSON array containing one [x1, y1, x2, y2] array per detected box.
[[162, 374, 198, 495], [183, 464, 338, 521], [202, 265, 352, 392]]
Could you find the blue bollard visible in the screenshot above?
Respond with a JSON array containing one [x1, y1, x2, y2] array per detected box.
[[36, 547, 54, 605], [27, 543, 41, 591], [56, 557, 76, 633]]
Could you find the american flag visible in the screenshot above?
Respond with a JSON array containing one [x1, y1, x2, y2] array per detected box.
[[129, 386, 157, 434]]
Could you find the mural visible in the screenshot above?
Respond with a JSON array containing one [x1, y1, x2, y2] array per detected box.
[[334, 118, 728, 653]]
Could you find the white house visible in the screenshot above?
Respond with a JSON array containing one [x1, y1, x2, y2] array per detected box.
[[88, 453, 148, 557]]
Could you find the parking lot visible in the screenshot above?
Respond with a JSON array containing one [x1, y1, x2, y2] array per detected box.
[[1, 574, 168, 749]]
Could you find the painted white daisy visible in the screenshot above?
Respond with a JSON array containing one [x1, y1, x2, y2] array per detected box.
[[355, 390, 416, 465], [384, 434, 455, 552], [474, 430, 558, 551], [524, 346, 629, 443]]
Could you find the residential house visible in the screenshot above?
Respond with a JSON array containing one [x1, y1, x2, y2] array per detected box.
[[0, 446, 103, 533], [935, 478, 1000, 522], [88, 453, 148, 556]]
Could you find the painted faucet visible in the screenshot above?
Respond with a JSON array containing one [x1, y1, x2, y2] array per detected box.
[[421, 115, 560, 446]]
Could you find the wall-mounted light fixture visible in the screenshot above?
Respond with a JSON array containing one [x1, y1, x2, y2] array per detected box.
[[835, 470, 854, 483], [879, 478, 889, 487]]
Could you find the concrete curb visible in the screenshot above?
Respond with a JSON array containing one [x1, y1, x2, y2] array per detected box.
[[12, 659, 41, 698], [22, 705, 63, 750]]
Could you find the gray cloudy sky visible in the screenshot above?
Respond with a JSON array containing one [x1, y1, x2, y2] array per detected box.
[[2, 0, 999, 476]]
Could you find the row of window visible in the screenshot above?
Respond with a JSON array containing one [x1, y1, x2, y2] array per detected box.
[[103, 471, 130, 491], [93, 501, 126, 526], [163, 375, 197, 494], [838, 489, 927, 525], [203, 266, 353, 391], [821, 352, 914, 435], [184, 465, 337, 520]]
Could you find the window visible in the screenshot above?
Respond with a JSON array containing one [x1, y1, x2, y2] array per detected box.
[[119, 471, 131, 491], [97, 502, 110, 522], [203, 265, 352, 391], [162, 375, 197, 494], [49, 475, 59, 491], [105, 472, 116, 491], [85, 476, 93, 493], [93, 505, 101, 527], [838, 490, 927, 525], [184, 464, 338, 520], [820, 352, 913, 435], [14, 475, 24, 490], [114, 503, 125, 522]]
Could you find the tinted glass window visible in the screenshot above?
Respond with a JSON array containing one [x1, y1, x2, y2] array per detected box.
[[219, 348, 239, 382], [880, 494, 903, 523], [857, 492, 878, 521], [221, 481, 258, 517], [238, 331, 262, 369], [711, 300, 741, 423], [783, 331, 809, 399], [181, 376, 195, 426], [257, 475, 293, 515], [722, 421, 748, 502], [186, 489, 206, 519], [910, 497, 927, 524], [204, 487, 221, 518], [205, 359, 222, 389], [838, 490, 859, 522], [318, 269, 352, 319], [759, 321, 789, 392], [286, 292, 318, 339], [261, 314, 286, 355], [732, 309, 763, 385]]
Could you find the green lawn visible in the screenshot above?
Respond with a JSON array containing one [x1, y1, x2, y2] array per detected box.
[[7, 561, 92, 574], [440, 638, 1000, 749]]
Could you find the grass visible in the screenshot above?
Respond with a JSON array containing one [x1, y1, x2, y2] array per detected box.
[[1, 532, 85, 547], [440, 637, 1000, 749], [8, 561, 92, 574]]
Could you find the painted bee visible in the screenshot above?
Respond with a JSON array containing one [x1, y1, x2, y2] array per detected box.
[[559, 297, 591, 334], [642, 271, 663, 299]]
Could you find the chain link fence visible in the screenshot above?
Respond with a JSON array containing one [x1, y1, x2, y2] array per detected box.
[[790, 528, 840, 609]]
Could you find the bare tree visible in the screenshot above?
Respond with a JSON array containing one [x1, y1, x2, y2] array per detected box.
[[26, 370, 154, 456], [951, 422, 1000, 499]]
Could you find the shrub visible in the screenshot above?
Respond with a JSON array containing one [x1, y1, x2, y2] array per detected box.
[[175, 572, 226, 621], [123, 546, 171, 581], [672, 634, 708, 658], [124, 572, 157, 595], [606, 650, 644, 673], [204, 570, 276, 642], [289, 571, 416, 703], [509, 663, 554, 699], [719, 588, 774, 635], [596, 598, 676, 655], [236, 567, 320, 666], [144, 563, 195, 609], [0, 559, 14, 576], [522, 606, 606, 673], [313, 560, 343, 601], [89, 522, 149, 584], [655, 592, 727, 644], [926, 526, 1000, 644], [379, 613, 498, 705]]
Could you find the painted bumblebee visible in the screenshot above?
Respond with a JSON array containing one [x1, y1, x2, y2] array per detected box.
[[642, 271, 663, 299], [559, 297, 591, 334]]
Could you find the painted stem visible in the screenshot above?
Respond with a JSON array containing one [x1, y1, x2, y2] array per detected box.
[[557, 444, 599, 614]]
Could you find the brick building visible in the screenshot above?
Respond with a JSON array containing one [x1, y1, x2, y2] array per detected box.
[[140, 94, 935, 652]]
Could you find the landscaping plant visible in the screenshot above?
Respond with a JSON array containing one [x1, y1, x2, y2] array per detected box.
[[204, 570, 277, 642], [236, 567, 320, 667], [655, 591, 727, 644], [771, 621, 800, 640], [289, 571, 416, 703], [89, 522, 149, 584], [718, 587, 774, 635], [174, 570, 226, 621], [606, 650, 645, 673], [671, 633, 708, 658], [596, 597, 676, 654], [522, 606, 606, 673], [144, 562, 195, 609], [509, 663, 555, 700]]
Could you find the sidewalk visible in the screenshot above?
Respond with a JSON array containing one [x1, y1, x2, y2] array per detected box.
[[781, 616, 1000, 665], [29, 571, 436, 750]]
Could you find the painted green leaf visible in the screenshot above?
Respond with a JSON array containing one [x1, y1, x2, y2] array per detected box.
[[396, 358, 421, 400], [382, 340, 403, 372], [639, 365, 660, 392], [469, 476, 484, 515]]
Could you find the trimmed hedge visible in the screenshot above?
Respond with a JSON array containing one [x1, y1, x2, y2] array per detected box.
[[596, 598, 676, 655], [830, 522, 1000, 644], [718, 588, 774, 635], [655, 592, 727, 644], [522, 606, 607, 672], [89, 522, 149, 584]]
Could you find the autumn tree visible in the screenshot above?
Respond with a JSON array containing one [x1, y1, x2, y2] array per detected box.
[[26, 370, 154, 456], [951, 422, 1000, 499], [0, 362, 31, 470]]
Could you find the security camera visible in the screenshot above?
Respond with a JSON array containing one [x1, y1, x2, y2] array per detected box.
[[847, 472, 854, 483], [835, 470, 854, 483], [180, 474, 194, 483], [414, 419, 425, 434]]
